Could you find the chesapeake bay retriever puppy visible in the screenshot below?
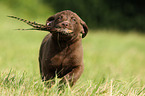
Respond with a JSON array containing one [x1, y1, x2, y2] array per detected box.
[[8, 10, 88, 87], [39, 10, 88, 86]]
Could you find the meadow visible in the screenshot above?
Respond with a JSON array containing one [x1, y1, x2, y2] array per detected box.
[[0, 3, 145, 96]]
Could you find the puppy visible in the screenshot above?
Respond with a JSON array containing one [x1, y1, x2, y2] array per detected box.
[[39, 10, 88, 86]]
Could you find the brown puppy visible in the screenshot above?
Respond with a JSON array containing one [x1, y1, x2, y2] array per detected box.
[[39, 10, 88, 86]]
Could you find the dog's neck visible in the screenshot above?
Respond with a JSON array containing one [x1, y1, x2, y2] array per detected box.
[[51, 33, 81, 49]]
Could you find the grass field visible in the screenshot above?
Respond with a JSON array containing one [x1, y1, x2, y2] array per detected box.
[[1, 3, 145, 96]]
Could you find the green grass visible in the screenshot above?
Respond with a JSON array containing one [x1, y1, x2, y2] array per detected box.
[[1, 31, 145, 96], [1, 3, 145, 96]]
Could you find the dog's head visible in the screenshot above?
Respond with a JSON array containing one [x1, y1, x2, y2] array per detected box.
[[46, 10, 88, 38]]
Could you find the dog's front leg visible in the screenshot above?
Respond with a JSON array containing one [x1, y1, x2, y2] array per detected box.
[[59, 65, 84, 87]]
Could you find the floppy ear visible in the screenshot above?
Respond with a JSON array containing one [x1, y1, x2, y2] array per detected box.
[[81, 21, 88, 38], [46, 16, 55, 26]]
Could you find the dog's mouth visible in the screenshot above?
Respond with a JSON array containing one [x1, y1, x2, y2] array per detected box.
[[50, 28, 73, 35]]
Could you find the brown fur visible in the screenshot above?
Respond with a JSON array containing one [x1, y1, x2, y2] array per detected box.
[[39, 10, 88, 86]]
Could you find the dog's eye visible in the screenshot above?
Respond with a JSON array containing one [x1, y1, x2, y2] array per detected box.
[[72, 18, 76, 22]]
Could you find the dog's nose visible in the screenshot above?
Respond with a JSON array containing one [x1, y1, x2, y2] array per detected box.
[[62, 22, 69, 27]]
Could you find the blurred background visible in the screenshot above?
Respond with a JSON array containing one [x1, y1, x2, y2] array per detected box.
[[0, 0, 145, 31]]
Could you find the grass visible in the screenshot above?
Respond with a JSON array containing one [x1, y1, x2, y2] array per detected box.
[[1, 3, 145, 96]]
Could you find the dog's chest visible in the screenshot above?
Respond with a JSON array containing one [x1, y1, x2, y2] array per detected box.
[[45, 43, 79, 69], [50, 47, 73, 67]]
